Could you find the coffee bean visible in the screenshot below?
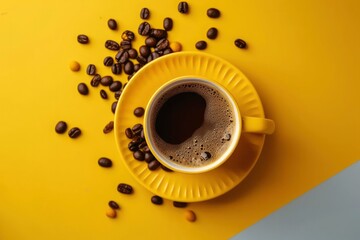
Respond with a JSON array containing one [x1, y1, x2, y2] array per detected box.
[[144, 152, 154, 163], [195, 40, 207, 50], [140, 129, 145, 139], [128, 141, 138, 152], [111, 101, 117, 114], [117, 183, 133, 194], [147, 52, 160, 62], [155, 38, 169, 51], [161, 164, 173, 172], [138, 141, 147, 150], [127, 48, 138, 59], [207, 27, 218, 39], [150, 29, 167, 39], [107, 19, 117, 30], [98, 157, 112, 167], [114, 90, 122, 100], [138, 45, 150, 58], [103, 56, 114, 66], [145, 37, 157, 47], [133, 107, 145, 117], [207, 8, 221, 18], [100, 89, 108, 99], [163, 17, 173, 31], [108, 200, 120, 209], [137, 55, 148, 65], [234, 39, 247, 49], [128, 74, 134, 81], [200, 151, 211, 160], [151, 195, 163, 205], [124, 61, 134, 75], [77, 83, 89, 95], [142, 145, 151, 153], [132, 123, 143, 135], [68, 127, 81, 138], [111, 63, 122, 75], [86, 64, 96, 75], [178, 2, 189, 14], [105, 40, 120, 50], [100, 76, 113, 86], [121, 30, 135, 41], [103, 121, 114, 134], [55, 121, 67, 134], [120, 40, 132, 50], [134, 64, 141, 72], [173, 201, 188, 208], [133, 150, 145, 161], [115, 49, 129, 64], [89, 75, 101, 88], [125, 128, 134, 139], [77, 34, 89, 44], [148, 159, 161, 170], [109, 81, 122, 92], [138, 22, 151, 36], [163, 48, 173, 55], [140, 7, 150, 19]]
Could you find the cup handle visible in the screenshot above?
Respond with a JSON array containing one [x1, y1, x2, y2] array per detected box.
[[242, 116, 275, 135]]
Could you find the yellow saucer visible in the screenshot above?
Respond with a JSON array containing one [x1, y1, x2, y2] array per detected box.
[[114, 51, 266, 202]]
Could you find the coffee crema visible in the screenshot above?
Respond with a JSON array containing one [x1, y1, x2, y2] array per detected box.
[[150, 82, 235, 167]]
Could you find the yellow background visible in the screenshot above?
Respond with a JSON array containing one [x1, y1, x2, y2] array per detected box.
[[0, 0, 359, 239]]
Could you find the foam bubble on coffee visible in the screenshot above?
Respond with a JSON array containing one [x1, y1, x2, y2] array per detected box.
[[150, 82, 235, 168]]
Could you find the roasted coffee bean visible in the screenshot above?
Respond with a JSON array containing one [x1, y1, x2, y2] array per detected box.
[[133, 107, 145, 117], [111, 101, 117, 114], [234, 39, 247, 49], [137, 55, 148, 65], [143, 145, 151, 153], [125, 128, 134, 139], [121, 30, 135, 41], [117, 183, 133, 194], [195, 40, 207, 50], [105, 40, 120, 50], [124, 61, 134, 75], [139, 45, 151, 57], [140, 129, 145, 139], [207, 27, 218, 39], [144, 152, 154, 163], [68, 127, 81, 138], [134, 64, 141, 72], [111, 63, 122, 75], [151, 195, 163, 205], [148, 159, 161, 170], [114, 90, 122, 100], [107, 19, 117, 30], [98, 157, 112, 167], [128, 141, 138, 152], [109, 81, 122, 92], [178, 2, 189, 14], [77, 83, 89, 95], [127, 48, 138, 59], [86, 64, 96, 75], [133, 150, 145, 161], [138, 141, 147, 149], [150, 29, 167, 39], [131, 136, 143, 145], [161, 164, 173, 172], [163, 17, 173, 31], [103, 121, 114, 134], [147, 52, 160, 62], [155, 38, 169, 51], [173, 201, 188, 208], [100, 89, 108, 99], [55, 121, 67, 134], [128, 74, 134, 81], [115, 49, 129, 64], [120, 40, 132, 50], [103, 56, 114, 66], [140, 7, 150, 19], [138, 22, 151, 36], [90, 74, 101, 87], [207, 8, 221, 18], [108, 200, 120, 209], [145, 37, 157, 47], [100, 76, 113, 86], [132, 123, 143, 135], [77, 34, 89, 44], [163, 48, 173, 55], [200, 151, 211, 160]]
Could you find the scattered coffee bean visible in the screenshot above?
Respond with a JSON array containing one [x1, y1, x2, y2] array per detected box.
[[138, 22, 151, 36], [77, 83, 89, 95], [109, 81, 122, 92], [69, 61, 80, 71], [200, 151, 211, 160], [111, 63, 122, 75], [150, 29, 167, 39], [121, 30, 135, 41], [105, 40, 120, 50], [103, 121, 114, 134], [207, 8, 221, 18], [98, 157, 113, 167], [100, 89, 108, 99], [151, 195, 163, 205], [139, 45, 151, 57], [140, 129, 145, 139], [163, 17, 173, 31], [155, 38, 169, 51], [111, 101, 117, 114], [147, 51, 160, 62], [234, 39, 247, 49], [128, 141, 138, 152], [128, 74, 134, 80], [131, 136, 143, 145], [142, 145, 151, 153], [170, 42, 182, 52], [144, 152, 154, 163], [145, 37, 157, 47], [137, 55, 148, 65], [125, 128, 134, 139], [117, 183, 133, 194], [195, 40, 207, 50], [115, 49, 129, 64], [132, 123, 143, 135], [106, 208, 117, 218], [55, 121, 67, 134], [161, 164, 173, 172], [133, 107, 145, 117], [68, 127, 81, 138], [127, 48, 138, 59], [185, 210, 196, 222], [120, 40, 132, 50], [207, 27, 218, 39], [90, 74, 101, 87], [140, 7, 150, 19], [77, 34, 89, 44], [148, 159, 161, 170], [138, 141, 147, 149], [124, 61, 134, 75], [163, 48, 173, 55], [100, 76, 113, 86], [108, 200, 120, 210], [173, 201, 188, 208], [86, 64, 96, 75], [107, 19, 117, 30], [178, 1, 189, 14], [133, 150, 145, 161], [134, 63, 141, 72], [103, 56, 114, 66], [114, 90, 122, 100]]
